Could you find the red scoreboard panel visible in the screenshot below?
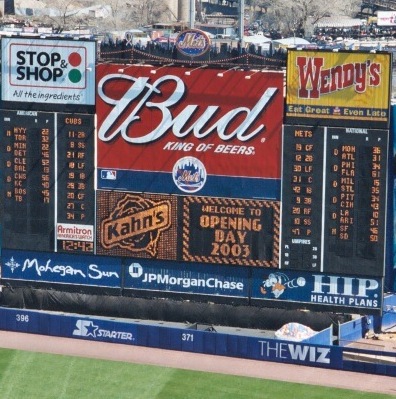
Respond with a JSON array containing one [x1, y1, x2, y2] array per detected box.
[[281, 125, 388, 277]]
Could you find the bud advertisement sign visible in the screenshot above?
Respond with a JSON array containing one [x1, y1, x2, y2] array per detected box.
[[96, 64, 284, 199], [251, 268, 383, 313], [1, 38, 96, 106], [285, 49, 391, 129]]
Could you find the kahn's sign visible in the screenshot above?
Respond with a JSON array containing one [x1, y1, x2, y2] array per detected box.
[[2, 38, 96, 105], [101, 194, 172, 256]]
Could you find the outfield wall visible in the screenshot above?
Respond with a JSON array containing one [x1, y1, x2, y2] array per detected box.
[[0, 306, 394, 376]]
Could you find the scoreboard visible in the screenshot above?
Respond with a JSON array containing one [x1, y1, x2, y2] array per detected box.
[[2, 113, 388, 278], [2, 110, 95, 254], [281, 125, 388, 277]]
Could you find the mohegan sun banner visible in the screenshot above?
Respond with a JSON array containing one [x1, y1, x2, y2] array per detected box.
[[285, 49, 391, 129], [96, 64, 284, 199]]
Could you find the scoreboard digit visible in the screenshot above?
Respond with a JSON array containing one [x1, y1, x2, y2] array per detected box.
[[2, 110, 55, 251]]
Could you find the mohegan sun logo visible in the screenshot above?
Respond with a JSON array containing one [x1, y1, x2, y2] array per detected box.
[[101, 194, 171, 256], [173, 156, 207, 193]]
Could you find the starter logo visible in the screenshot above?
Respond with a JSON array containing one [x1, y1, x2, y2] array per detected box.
[[73, 319, 134, 341], [101, 194, 171, 256]]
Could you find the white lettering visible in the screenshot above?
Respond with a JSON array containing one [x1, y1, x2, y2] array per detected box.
[[97, 74, 277, 144]]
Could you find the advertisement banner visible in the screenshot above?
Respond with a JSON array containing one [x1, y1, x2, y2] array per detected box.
[[96, 64, 284, 199], [96, 190, 178, 260], [183, 196, 279, 267], [1, 38, 96, 106], [285, 49, 391, 128], [251, 268, 383, 312], [96, 190, 280, 267], [377, 11, 396, 26], [124, 259, 249, 298], [1, 249, 122, 287], [71, 318, 137, 343]]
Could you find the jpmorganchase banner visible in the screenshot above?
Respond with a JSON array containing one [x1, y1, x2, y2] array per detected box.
[[96, 64, 284, 199], [124, 259, 249, 298]]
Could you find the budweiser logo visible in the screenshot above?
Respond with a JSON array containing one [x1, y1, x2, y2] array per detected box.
[[101, 194, 171, 256], [295, 56, 381, 98], [97, 74, 278, 144]]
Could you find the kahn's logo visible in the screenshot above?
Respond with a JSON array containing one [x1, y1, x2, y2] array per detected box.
[[101, 194, 171, 256]]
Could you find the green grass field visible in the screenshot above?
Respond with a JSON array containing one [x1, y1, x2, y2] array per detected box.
[[0, 348, 393, 399]]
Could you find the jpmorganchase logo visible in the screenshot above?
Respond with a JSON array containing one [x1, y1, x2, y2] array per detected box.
[[173, 156, 207, 193], [101, 194, 171, 256], [127, 263, 245, 291]]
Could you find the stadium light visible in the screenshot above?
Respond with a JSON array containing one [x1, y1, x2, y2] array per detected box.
[[117, 64, 134, 73], [150, 63, 174, 74], [217, 66, 239, 77], [185, 64, 208, 75], [245, 69, 261, 79]]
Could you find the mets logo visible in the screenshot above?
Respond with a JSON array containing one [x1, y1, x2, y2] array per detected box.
[[101, 194, 171, 256], [175, 29, 211, 57], [173, 156, 207, 193]]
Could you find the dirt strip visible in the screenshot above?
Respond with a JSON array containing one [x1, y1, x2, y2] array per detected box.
[[0, 330, 395, 396]]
